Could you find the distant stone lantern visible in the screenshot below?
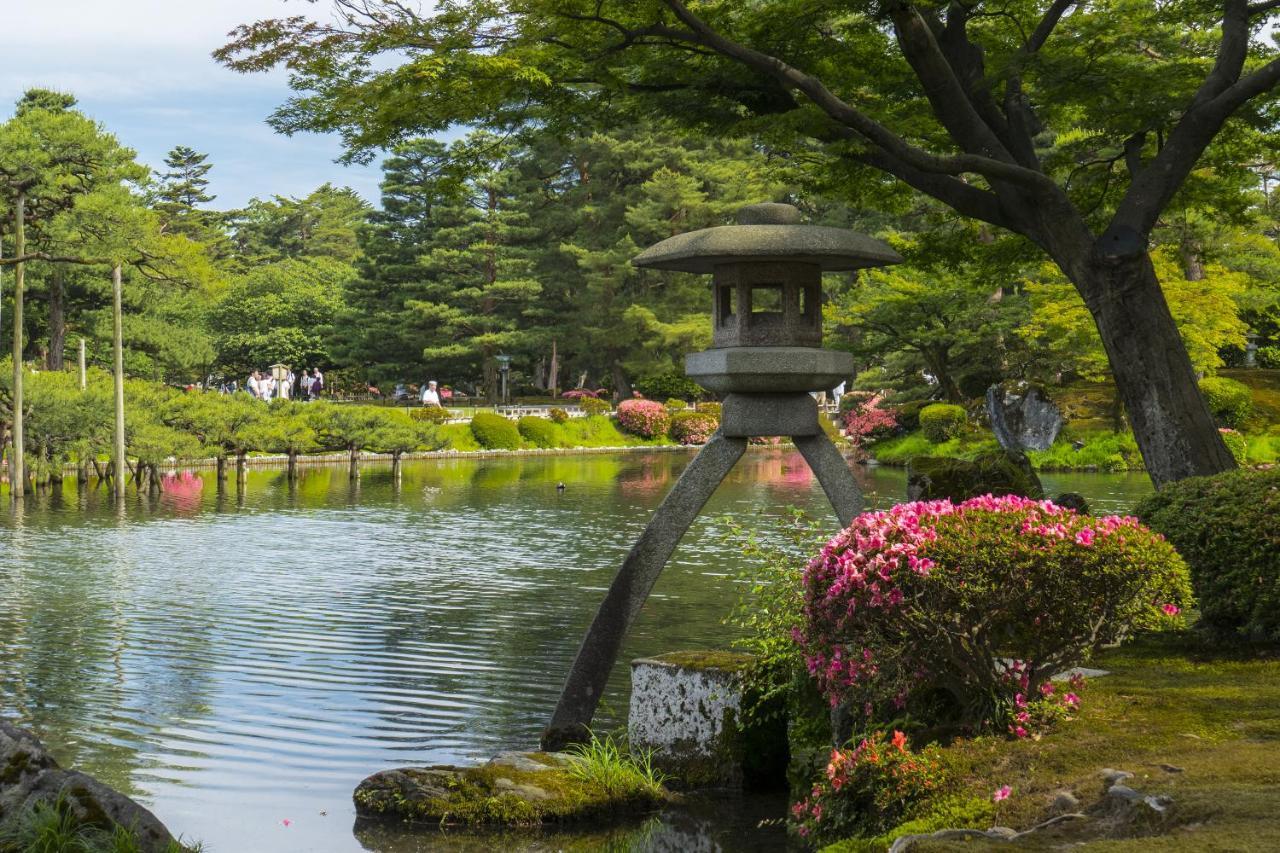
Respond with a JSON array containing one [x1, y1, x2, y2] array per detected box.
[[544, 203, 902, 748]]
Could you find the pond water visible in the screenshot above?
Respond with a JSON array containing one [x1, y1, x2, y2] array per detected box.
[[0, 450, 1154, 852]]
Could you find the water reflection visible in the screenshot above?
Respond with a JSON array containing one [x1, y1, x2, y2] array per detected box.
[[0, 451, 1154, 852]]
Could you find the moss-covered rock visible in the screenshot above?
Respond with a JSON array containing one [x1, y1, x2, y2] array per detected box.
[[906, 451, 1044, 502], [353, 751, 669, 827]]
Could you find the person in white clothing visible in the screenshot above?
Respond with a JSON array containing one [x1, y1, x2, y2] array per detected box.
[[246, 372, 260, 399], [420, 380, 441, 407]]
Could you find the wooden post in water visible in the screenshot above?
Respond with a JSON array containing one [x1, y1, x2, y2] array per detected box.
[[78, 337, 86, 390], [10, 192, 26, 499], [111, 263, 126, 499]]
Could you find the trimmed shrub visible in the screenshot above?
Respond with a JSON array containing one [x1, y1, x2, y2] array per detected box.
[[469, 412, 521, 449], [907, 452, 1044, 501], [1135, 468, 1280, 641], [616, 399, 670, 439], [895, 399, 929, 432], [669, 410, 719, 445], [799, 495, 1191, 729], [634, 370, 703, 401], [919, 403, 967, 442], [580, 397, 610, 417], [517, 416, 561, 448], [1219, 428, 1247, 464], [664, 398, 689, 413], [1199, 375, 1253, 428], [548, 407, 569, 424], [410, 406, 450, 424], [695, 401, 722, 418], [1257, 345, 1280, 370]]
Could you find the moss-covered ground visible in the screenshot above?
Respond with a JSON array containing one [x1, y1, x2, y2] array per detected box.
[[823, 631, 1280, 851]]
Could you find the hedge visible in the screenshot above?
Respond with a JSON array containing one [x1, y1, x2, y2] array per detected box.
[[470, 412, 522, 450], [1198, 376, 1253, 428], [517, 416, 561, 448], [919, 403, 967, 443]]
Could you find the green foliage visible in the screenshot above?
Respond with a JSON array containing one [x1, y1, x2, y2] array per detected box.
[[0, 790, 195, 853], [1257, 347, 1280, 370], [918, 404, 966, 443], [580, 397, 610, 417], [1026, 431, 1144, 473], [207, 257, 352, 374], [694, 401, 722, 418], [1135, 469, 1280, 642], [663, 398, 688, 413], [821, 794, 994, 853], [469, 412, 522, 449], [227, 183, 368, 266], [723, 511, 830, 724], [1199, 376, 1254, 429], [563, 732, 667, 800], [633, 371, 703, 402], [894, 400, 928, 432], [548, 407, 568, 424], [410, 406, 451, 424], [1219, 429, 1248, 465], [517, 415, 561, 448]]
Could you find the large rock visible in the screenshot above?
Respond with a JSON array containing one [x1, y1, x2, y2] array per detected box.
[[986, 383, 1064, 452], [0, 722, 179, 853], [353, 750, 668, 827], [907, 452, 1044, 502]]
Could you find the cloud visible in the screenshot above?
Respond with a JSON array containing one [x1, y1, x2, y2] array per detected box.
[[2, 1, 386, 208]]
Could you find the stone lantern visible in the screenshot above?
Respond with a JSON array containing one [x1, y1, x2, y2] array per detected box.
[[544, 203, 902, 749]]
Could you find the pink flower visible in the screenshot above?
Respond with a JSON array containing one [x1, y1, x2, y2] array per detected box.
[[993, 785, 1012, 802], [282, 819, 292, 827], [1075, 527, 1095, 546], [1162, 603, 1181, 617], [1064, 692, 1081, 708], [1012, 726, 1028, 738]]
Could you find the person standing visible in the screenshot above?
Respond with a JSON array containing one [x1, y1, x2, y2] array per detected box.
[[420, 380, 441, 407], [246, 371, 260, 399], [311, 368, 324, 397], [300, 368, 313, 401]]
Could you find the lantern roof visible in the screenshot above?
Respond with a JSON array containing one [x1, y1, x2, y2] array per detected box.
[[631, 203, 902, 274]]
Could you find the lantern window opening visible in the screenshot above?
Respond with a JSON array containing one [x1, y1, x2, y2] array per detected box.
[[717, 285, 737, 325], [748, 284, 785, 315]]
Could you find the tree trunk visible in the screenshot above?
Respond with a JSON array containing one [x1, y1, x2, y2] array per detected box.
[[287, 448, 298, 480], [611, 361, 633, 401], [1077, 251, 1234, 486], [922, 346, 963, 403], [111, 264, 127, 499], [216, 453, 227, 485], [47, 266, 66, 371], [10, 192, 26, 499]]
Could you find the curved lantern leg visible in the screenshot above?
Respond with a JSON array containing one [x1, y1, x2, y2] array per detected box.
[[793, 432, 864, 527], [542, 432, 748, 750]]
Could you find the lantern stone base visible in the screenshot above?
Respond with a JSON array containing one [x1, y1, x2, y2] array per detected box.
[[629, 652, 786, 789], [685, 346, 854, 394], [720, 392, 820, 437]]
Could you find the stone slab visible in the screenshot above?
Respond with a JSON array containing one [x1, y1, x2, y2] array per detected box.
[[685, 346, 853, 394], [720, 392, 820, 437]]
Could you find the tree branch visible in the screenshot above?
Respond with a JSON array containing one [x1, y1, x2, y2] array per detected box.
[[1112, 0, 1280, 235], [658, 0, 1056, 190]]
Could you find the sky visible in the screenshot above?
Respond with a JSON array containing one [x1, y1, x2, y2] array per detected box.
[[1, 1, 386, 209]]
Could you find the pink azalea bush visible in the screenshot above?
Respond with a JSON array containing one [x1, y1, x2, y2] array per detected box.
[[668, 410, 718, 445], [615, 399, 671, 438], [789, 730, 945, 844], [797, 495, 1191, 729], [844, 406, 899, 449], [561, 388, 602, 399]]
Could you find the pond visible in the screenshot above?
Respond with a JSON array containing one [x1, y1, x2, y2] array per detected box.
[[0, 450, 1154, 852]]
